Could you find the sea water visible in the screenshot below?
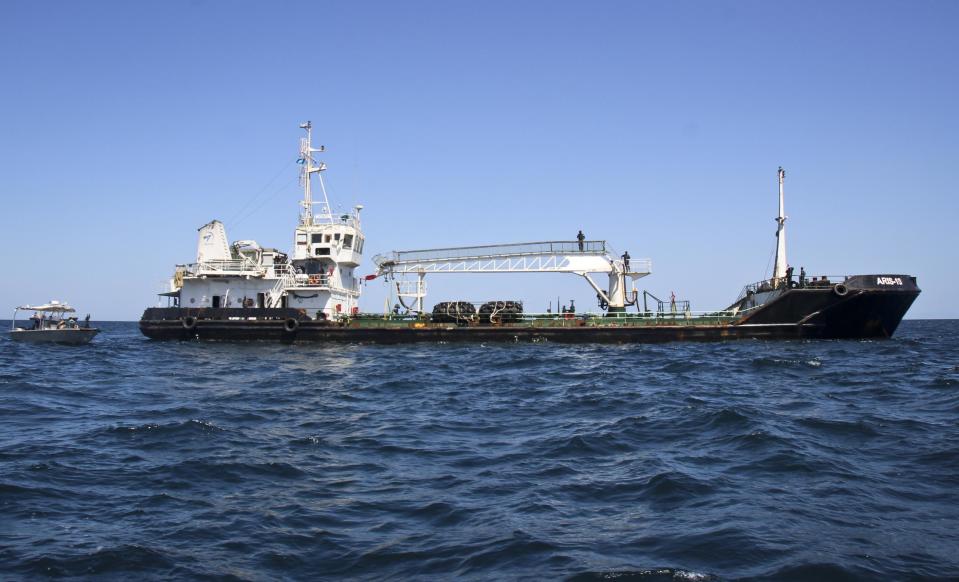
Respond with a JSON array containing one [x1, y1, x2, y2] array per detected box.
[[1, 320, 957, 580]]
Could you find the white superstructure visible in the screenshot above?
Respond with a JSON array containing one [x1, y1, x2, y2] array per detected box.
[[164, 122, 364, 319]]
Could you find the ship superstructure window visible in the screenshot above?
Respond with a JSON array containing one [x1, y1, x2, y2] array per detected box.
[[299, 259, 329, 275], [325, 234, 331, 243], [296, 233, 307, 245], [311, 234, 323, 243], [343, 234, 354, 249], [315, 247, 330, 256], [334, 233, 341, 241]]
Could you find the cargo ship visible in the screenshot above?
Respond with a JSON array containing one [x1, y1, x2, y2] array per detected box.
[[139, 123, 919, 343]]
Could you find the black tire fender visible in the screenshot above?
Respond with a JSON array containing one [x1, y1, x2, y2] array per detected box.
[[181, 316, 197, 330], [284, 317, 299, 333], [833, 283, 849, 297]]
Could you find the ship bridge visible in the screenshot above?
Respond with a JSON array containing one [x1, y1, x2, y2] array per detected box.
[[372, 240, 651, 313]]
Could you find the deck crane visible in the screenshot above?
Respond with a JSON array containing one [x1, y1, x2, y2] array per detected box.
[[372, 240, 651, 314]]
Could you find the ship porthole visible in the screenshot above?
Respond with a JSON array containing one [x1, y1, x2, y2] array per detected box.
[[181, 316, 197, 330], [833, 283, 849, 297], [284, 318, 300, 333]]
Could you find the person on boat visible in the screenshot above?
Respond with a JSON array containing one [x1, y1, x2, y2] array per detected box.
[[799, 267, 806, 288], [39, 313, 46, 329], [785, 265, 794, 288], [84, 314, 91, 328], [576, 230, 585, 251], [622, 251, 631, 272], [30, 312, 40, 329]]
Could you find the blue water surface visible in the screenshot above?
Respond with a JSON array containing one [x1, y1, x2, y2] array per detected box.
[[1, 320, 958, 581]]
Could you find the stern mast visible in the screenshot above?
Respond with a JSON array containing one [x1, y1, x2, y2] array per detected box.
[[772, 166, 787, 284]]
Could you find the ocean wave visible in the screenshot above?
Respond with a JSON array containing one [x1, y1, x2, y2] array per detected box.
[[794, 416, 880, 438], [104, 419, 224, 437], [560, 470, 716, 506], [13, 544, 175, 577]]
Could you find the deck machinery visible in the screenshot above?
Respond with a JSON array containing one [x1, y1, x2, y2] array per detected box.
[[372, 240, 651, 315]]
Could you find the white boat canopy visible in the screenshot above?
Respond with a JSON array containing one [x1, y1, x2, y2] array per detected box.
[[17, 301, 76, 313]]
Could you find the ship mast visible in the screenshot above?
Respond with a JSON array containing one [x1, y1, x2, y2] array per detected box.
[[772, 166, 788, 284], [298, 121, 331, 225]]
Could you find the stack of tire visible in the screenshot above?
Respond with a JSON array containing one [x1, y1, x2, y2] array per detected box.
[[479, 300, 523, 323], [431, 301, 476, 323]]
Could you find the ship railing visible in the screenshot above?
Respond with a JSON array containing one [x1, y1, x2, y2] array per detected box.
[[187, 258, 266, 276], [736, 274, 851, 300], [373, 240, 608, 267], [290, 274, 331, 287], [520, 309, 746, 321], [368, 307, 756, 323], [273, 264, 331, 288]]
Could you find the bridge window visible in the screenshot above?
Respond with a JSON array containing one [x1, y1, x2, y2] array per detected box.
[[311, 234, 323, 243], [343, 234, 354, 249], [315, 247, 330, 256]]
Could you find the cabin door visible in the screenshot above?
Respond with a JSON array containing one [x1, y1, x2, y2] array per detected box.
[[212, 295, 221, 308], [256, 293, 265, 308]]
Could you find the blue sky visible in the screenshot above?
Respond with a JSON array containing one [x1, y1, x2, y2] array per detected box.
[[1, 1, 956, 320]]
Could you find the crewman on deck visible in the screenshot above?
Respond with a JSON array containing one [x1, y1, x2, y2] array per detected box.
[[576, 230, 585, 251], [622, 251, 631, 272], [799, 267, 806, 288], [785, 265, 794, 288], [30, 312, 40, 329]]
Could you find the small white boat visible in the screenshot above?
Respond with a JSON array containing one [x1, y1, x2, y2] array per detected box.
[[9, 301, 99, 345]]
